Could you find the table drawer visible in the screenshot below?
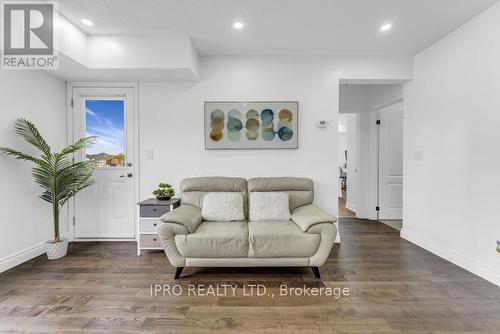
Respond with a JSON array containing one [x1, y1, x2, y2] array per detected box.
[[140, 234, 162, 248], [140, 218, 161, 233], [140, 205, 170, 218]]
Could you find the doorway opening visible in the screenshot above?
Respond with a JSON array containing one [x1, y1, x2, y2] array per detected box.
[[338, 82, 404, 231], [338, 113, 356, 218]]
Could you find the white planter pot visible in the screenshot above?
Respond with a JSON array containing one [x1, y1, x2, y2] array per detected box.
[[46, 238, 69, 260]]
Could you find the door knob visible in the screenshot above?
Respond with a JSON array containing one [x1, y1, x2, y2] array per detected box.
[[120, 173, 133, 178]]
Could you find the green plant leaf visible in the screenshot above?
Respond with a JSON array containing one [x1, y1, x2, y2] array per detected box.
[[60, 136, 97, 156], [14, 118, 51, 155], [0, 147, 39, 163]]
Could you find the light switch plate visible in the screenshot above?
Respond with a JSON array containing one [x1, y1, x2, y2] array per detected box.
[[415, 151, 424, 161], [146, 150, 154, 160]]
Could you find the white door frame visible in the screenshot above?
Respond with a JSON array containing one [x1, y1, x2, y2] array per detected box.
[[66, 82, 140, 242]]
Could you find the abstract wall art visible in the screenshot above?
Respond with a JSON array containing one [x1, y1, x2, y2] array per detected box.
[[204, 101, 298, 149]]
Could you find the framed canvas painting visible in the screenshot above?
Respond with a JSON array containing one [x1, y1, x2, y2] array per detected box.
[[204, 101, 298, 150]]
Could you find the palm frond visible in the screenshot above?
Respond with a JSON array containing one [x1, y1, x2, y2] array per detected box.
[[0, 147, 39, 163], [14, 118, 51, 155], [54, 156, 96, 204], [60, 137, 97, 157]]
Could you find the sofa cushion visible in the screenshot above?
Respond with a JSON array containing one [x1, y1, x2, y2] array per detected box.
[[249, 192, 291, 221], [247, 177, 314, 211], [175, 221, 248, 258], [248, 220, 320, 258], [181, 177, 249, 218], [202, 192, 245, 221]]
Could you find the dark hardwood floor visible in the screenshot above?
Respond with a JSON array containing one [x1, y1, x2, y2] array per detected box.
[[338, 190, 356, 218], [1, 219, 499, 333]]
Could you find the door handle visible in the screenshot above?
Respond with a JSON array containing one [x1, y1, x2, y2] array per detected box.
[[120, 173, 133, 178]]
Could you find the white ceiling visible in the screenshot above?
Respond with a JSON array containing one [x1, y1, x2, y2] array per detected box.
[[59, 0, 499, 56]]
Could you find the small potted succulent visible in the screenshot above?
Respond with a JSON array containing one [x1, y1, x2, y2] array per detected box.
[[153, 183, 175, 200]]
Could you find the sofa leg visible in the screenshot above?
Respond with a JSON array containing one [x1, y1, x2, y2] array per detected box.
[[311, 266, 321, 279], [174, 267, 184, 279]]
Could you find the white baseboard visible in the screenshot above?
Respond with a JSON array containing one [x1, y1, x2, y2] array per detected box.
[[345, 203, 356, 212], [0, 242, 46, 273], [0, 233, 69, 274], [334, 222, 340, 244], [401, 228, 500, 287]]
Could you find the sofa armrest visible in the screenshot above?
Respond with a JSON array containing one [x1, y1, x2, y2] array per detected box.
[[291, 204, 337, 232], [160, 205, 202, 233]]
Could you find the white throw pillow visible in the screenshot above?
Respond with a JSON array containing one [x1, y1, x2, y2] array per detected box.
[[202, 192, 245, 222], [249, 192, 291, 221]]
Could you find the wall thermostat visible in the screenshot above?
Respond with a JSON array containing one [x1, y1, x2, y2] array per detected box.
[[317, 120, 329, 128]]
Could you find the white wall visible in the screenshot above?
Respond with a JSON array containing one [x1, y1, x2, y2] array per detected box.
[[88, 35, 197, 71], [339, 85, 367, 113], [338, 132, 347, 168], [338, 116, 347, 198], [338, 115, 348, 168], [139, 56, 412, 218], [403, 2, 500, 286], [0, 71, 67, 272], [55, 13, 88, 66], [345, 113, 358, 211]]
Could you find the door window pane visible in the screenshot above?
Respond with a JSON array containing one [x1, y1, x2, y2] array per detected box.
[[85, 100, 125, 168]]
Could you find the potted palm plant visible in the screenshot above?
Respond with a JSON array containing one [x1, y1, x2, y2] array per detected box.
[[0, 118, 97, 260]]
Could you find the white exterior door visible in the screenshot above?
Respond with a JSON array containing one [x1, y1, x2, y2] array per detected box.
[[72, 87, 136, 239], [378, 109, 403, 220]]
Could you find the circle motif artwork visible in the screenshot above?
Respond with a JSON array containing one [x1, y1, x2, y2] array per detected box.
[[210, 109, 225, 141], [277, 108, 293, 141], [227, 109, 243, 141], [246, 109, 260, 141], [205, 102, 297, 149]]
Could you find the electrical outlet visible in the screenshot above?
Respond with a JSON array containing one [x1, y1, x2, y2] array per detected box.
[[146, 150, 154, 160]]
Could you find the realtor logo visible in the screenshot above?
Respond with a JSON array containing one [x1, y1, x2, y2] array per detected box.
[[1, 1, 59, 70]]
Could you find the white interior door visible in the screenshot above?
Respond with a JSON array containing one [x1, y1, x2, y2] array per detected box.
[[73, 87, 135, 239], [378, 109, 403, 220]]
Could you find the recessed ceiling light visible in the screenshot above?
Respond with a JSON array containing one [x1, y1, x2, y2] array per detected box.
[[380, 23, 392, 32], [81, 19, 94, 26], [233, 21, 244, 30]]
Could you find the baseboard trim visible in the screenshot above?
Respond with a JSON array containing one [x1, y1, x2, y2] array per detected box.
[[334, 222, 340, 244], [401, 228, 500, 287], [0, 242, 46, 273], [0, 233, 69, 274], [345, 203, 356, 212]]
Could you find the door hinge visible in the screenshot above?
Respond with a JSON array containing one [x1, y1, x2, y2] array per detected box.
[[70, 98, 74, 108], [376, 120, 381, 125], [72, 216, 76, 226], [376, 206, 380, 211]]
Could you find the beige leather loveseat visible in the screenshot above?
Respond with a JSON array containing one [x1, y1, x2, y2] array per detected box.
[[158, 177, 337, 279]]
